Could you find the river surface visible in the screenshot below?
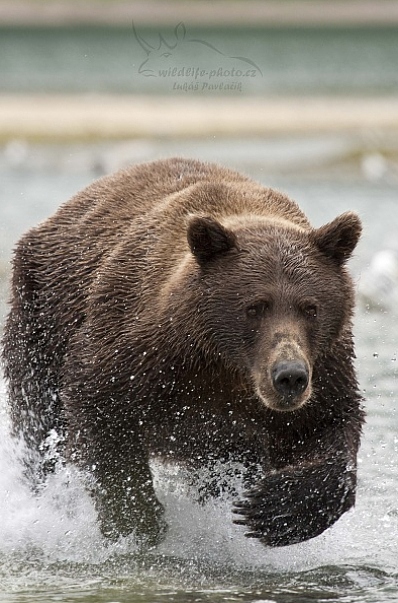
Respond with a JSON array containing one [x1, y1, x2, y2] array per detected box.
[[0, 136, 398, 602], [1, 24, 398, 96]]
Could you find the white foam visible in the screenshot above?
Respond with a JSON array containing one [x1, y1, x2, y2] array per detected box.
[[0, 380, 103, 562]]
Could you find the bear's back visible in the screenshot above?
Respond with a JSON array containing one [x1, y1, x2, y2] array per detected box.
[[15, 158, 310, 341], [38, 157, 309, 244], [22, 158, 309, 288]]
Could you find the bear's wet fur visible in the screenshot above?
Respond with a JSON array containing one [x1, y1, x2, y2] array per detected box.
[[2, 158, 365, 547]]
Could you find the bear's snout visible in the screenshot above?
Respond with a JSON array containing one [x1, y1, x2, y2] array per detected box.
[[271, 360, 309, 403], [254, 335, 312, 411]]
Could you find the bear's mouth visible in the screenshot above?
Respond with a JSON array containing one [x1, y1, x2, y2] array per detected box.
[[257, 384, 312, 412]]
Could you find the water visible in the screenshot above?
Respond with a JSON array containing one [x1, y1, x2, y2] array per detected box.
[[1, 24, 398, 95], [0, 137, 398, 601]]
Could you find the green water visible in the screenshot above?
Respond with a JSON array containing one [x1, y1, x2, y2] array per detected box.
[[1, 24, 398, 95]]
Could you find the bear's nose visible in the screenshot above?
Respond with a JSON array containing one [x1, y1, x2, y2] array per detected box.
[[271, 361, 309, 401]]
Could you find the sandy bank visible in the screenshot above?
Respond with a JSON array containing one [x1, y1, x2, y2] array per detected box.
[[2, 1, 398, 26], [1, 95, 398, 141]]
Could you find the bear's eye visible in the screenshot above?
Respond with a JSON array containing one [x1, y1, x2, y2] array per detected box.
[[303, 304, 318, 319], [246, 300, 270, 319]]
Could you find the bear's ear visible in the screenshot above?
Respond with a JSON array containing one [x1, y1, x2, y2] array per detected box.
[[312, 211, 362, 265], [187, 216, 237, 264]]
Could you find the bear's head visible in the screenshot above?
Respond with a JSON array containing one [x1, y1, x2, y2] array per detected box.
[[183, 211, 362, 412]]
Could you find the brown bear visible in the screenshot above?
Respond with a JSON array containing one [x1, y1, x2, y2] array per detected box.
[[2, 157, 365, 548]]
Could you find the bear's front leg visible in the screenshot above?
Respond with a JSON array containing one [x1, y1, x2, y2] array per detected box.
[[233, 456, 356, 546], [84, 445, 168, 548], [62, 374, 167, 547]]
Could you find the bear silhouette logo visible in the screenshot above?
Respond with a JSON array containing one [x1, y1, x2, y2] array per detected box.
[[133, 21, 262, 80]]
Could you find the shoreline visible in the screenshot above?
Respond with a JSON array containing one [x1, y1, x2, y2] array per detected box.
[[1, 94, 398, 142], [2, 1, 398, 27]]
